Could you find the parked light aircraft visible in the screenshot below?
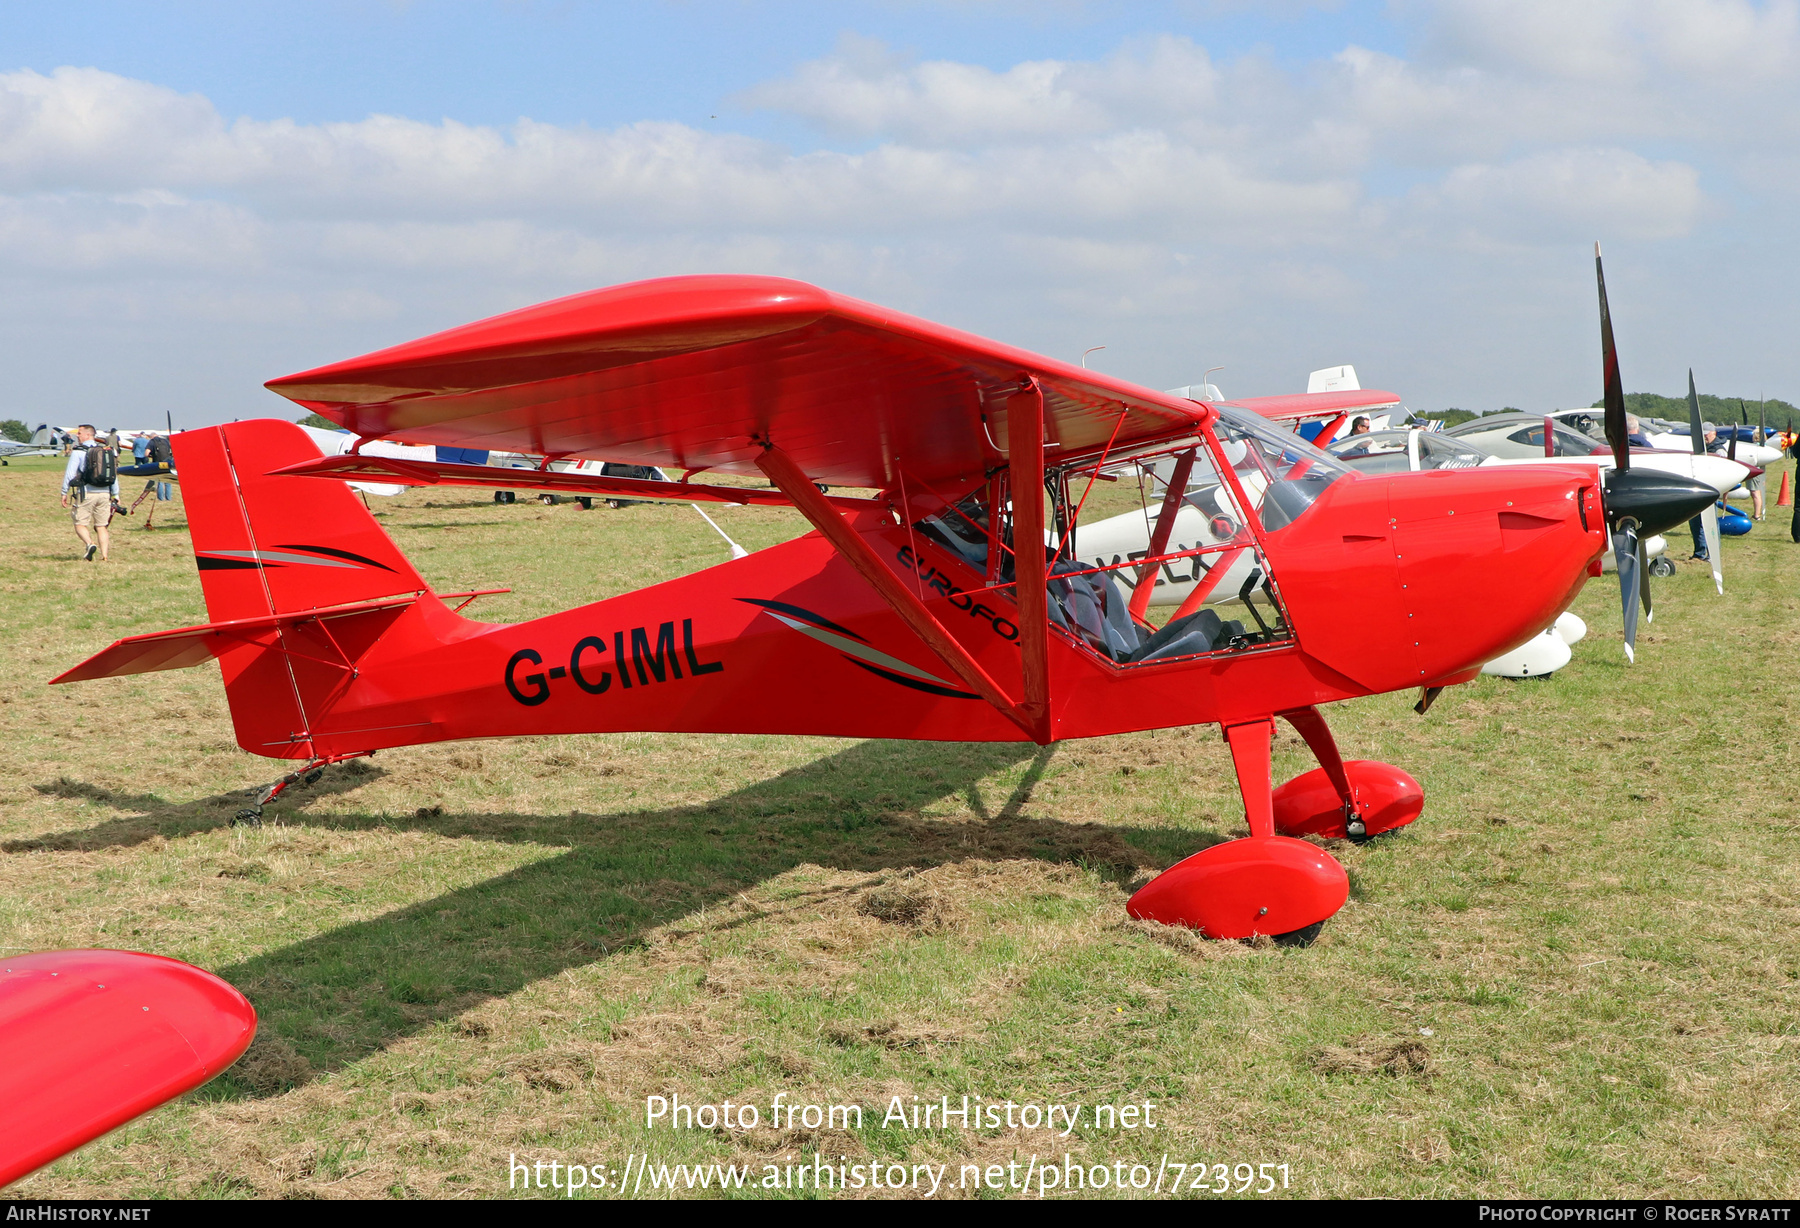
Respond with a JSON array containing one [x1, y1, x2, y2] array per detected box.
[[1325, 428, 1674, 574], [0, 424, 71, 464], [53, 255, 1715, 954], [1448, 411, 1759, 595]]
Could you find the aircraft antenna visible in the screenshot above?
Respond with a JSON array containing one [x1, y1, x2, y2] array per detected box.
[[1080, 346, 1106, 369]]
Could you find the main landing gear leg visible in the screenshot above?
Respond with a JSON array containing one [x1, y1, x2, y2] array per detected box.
[[231, 750, 373, 827], [1270, 706, 1423, 841], [1126, 717, 1348, 942]]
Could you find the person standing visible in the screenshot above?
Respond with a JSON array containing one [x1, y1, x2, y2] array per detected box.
[[1688, 422, 1726, 560], [60, 424, 118, 562]]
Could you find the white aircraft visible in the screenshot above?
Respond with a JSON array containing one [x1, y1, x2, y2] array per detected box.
[[1547, 407, 1781, 504], [0, 424, 72, 464], [1323, 428, 1673, 576]]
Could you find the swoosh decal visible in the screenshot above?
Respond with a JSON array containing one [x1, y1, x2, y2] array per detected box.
[[842, 658, 978, 699], [273, 543, 395, 571], [751, 606, 976, 698], [196, 549, 361, 569], [735, 597, 867, 642]]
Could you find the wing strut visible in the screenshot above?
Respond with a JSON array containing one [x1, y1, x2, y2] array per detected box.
[[1128, 447, 1197, 624], [1006, 379, 1053, 742], [753, 442, 1040, 740]]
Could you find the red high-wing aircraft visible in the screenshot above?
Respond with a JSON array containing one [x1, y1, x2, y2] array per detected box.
[[52, 256, 1714, 942]]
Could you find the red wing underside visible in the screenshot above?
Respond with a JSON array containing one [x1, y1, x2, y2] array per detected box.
[[1225, 390, 1403, 424], [267, 453, 886, 510], [266, 275, 1205, 490]]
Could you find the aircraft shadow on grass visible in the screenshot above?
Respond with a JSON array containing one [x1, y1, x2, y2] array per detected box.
[[14, 738, 1228, 1095]]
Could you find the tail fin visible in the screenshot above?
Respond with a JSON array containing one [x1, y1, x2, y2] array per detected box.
[[170, 421, 437, 759], [175, 419, 429, 620]]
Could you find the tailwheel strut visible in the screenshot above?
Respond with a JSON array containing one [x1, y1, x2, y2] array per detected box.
[[1127, 717, 1349, 942], [231, 750, 374, 827]]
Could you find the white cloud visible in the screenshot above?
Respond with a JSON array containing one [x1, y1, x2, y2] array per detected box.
[[1416, 148, 1707, 246], [737, 32, 1221, 145]]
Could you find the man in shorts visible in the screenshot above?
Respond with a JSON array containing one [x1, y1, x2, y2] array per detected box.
[[60, 424, 119, 562]]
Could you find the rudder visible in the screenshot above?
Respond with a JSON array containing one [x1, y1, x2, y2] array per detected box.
[[171, 420, 435, 760]]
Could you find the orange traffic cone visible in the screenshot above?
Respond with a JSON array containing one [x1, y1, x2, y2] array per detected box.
[[1779, 470, 1793, 508]]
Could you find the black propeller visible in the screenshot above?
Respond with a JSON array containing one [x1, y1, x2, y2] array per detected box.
[[1686, 370, 1723, 593], [1594, 244, 1717, 661]]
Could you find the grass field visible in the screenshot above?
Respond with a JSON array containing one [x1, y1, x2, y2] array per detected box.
[[2, 451, 1797, 1200]]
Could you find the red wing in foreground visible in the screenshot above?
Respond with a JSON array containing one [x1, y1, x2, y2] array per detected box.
[[0, 951, 256, 1188]]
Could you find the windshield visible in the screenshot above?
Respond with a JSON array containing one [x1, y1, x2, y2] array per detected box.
[[1211, 404, 1351, 531], [1327, 429, 1412, 473], [1417, 433, 1488, 469], [1506, 423, 1603, 457]]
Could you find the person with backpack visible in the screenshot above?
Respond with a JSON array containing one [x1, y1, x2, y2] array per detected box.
[[60, 424, 119, 562], [148, 432, 174, 500]]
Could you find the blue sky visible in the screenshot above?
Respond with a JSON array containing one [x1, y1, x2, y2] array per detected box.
[[1, 2, 1796, 427], [6, 3, 1407, 133]]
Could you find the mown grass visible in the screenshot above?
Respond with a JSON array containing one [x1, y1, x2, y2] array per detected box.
[[2, 453, 1797, 1199]]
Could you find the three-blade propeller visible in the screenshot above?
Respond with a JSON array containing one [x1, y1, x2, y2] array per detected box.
[[1594, 244, 1718, 662]]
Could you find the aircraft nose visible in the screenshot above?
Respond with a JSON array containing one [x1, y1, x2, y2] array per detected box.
[[1602, 469, 1718, 535]]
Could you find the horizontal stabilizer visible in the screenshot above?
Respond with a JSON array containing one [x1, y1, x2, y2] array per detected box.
[[268, 453, 887, 510], [50, 595, 419, 684], [1225, 390, 1402, 422]]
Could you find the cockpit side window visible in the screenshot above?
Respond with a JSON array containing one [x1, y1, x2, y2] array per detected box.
[[1415, 433, 1487, 470], [915, 489, 992, 573], [1026, 436, 1296, 668]]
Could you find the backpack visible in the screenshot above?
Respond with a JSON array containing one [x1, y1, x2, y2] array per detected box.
[[81, 443, 117, 488], [148, 435, 173, 466]]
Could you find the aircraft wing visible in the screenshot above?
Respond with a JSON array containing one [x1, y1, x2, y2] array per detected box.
[[266, 275, 1207, 491], [0, 950, 255, 1188], [1224, 390, 1403, 424]]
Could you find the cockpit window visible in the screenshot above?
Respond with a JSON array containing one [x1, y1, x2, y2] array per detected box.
[[1210, 404, 1350, 532], [1506, 423, 1602, 457], [1031, 436, 1296, 668], [1416, 432, 1487, 469]]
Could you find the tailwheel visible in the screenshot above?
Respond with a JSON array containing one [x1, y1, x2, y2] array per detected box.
[[1126, 835, 1348, 940]]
